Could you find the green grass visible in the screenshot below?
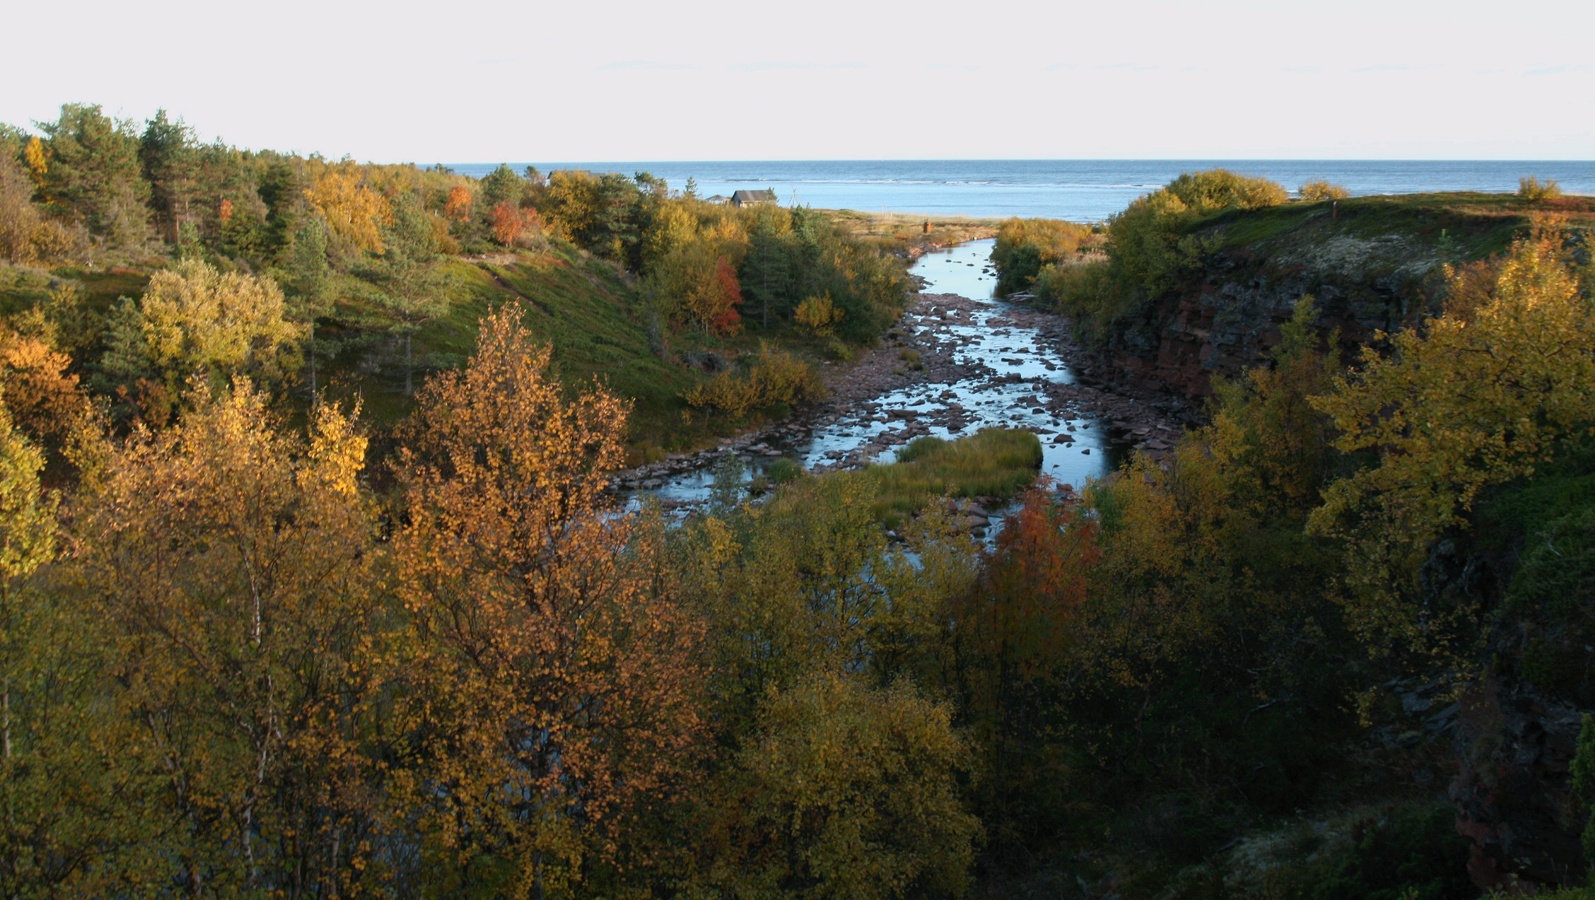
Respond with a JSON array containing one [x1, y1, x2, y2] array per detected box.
[[1200, 191, 1595, 260], [4, 235, 858, 464], [310, 240, 849, 463], [842, 428, 1043, 528]]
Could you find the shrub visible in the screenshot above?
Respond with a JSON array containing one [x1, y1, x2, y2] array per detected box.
[[683, 343, 826, 418], [765, 457, 803, 484], [1033, 259, 1126, 346], [1299, 180, 1351, 201], [1519, 176, 1563, 202], [991, 217, 1095, 295], [794, 293, 843, 337], [1107, 169, 1287, 302]]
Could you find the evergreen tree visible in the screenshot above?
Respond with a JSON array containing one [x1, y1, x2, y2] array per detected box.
[[36, 103, 151, 253], [138, 109, 198, 245]]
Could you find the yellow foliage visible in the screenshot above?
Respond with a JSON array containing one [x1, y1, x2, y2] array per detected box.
[[683, 344, 826, 418], [1308, 226, 1595, 645], [394, 303, 707, 889], [0, 404, 56, 588], [22, 137, 47, 185], [1299, 180, 1350, 201], [68, 381, 386, 887], [795, 293, 844, 337], [104, 259, 306, 393], [703, 672, 981, 899], [306, 168, 391, 254]]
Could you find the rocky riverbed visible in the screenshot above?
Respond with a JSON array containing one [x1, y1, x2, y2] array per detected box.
[[613, 281, 1197, 512]]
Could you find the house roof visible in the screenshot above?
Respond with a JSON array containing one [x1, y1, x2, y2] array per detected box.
[[730, 189, 777, 206]]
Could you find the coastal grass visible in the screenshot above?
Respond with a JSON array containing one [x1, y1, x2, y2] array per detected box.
[[818, 209, 1003, 253], [845, 428, 1043, 528]]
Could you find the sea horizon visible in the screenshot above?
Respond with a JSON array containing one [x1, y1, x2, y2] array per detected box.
[[439, 159, 1595, 222]]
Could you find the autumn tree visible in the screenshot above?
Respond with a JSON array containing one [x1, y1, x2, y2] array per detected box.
[[393, 304, 706, 895], [306, 164, 389, 255], [0, 154, 57, 265], [0, 322, 91, 460], [490, 199, 536, 247], [647, 242, 744, 335], [444, 183, 473, 223], [699, 673, 981, 899], [0, 404, 55, 766], [63, 382, 391, 892], [1310, 225, 1595, 652], [102, 259, 306, 400]]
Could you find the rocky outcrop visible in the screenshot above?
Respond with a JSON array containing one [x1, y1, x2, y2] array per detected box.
[[1451, 678, 1588, 892], [1098, 230, 1448, 399]]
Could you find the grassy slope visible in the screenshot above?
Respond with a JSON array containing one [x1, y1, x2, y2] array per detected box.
[[308, 238, 865, 462], [1201, 191, 1595, 260], [311, 241, 739, 458], [0, 239, 828, 461]]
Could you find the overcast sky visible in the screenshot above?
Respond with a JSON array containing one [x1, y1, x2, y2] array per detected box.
[[5, 0, 1591, 163]]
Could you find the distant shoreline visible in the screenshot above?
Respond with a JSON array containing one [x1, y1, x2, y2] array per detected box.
[[436, 160, 1595, 222]]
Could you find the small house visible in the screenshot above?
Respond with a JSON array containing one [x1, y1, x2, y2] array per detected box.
[[730, 189, 777, 208]]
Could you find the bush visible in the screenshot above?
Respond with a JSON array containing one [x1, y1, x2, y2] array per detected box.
[[794, 293, 843, 337], [1519, 176, 1564, 202], [991, 218, 1095, 295], [1299, 180, 1351, 201], [765, 457, 803, 484], [1106, 169, 1287, 303], [1033, 259, 1127, 346], [683, 343, 826, 418]]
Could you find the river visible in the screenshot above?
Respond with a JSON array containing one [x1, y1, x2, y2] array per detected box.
[[620, 239, 1177, 515]]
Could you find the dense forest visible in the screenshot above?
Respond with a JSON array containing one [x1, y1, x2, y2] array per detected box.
[[2, 106, 1595, 897]]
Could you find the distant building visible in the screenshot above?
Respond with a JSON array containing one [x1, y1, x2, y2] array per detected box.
[[731, 189, 777, 208], [704, 194, 731, 205]]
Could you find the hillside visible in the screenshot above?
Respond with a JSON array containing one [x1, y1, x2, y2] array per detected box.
[[1082, 191, 1595, 397]]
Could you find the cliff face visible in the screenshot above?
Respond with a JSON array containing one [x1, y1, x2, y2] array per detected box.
[[1100, 229, 1447, 399]]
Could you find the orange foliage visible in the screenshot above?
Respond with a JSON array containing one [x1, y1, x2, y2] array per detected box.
[[975, 483, 1101, 673], [488, 199, 539, 246], [707, 256, 743, 335], [444, 184, 472, 223], [394, 303, 706, 885], [0, 328, 85, 444]]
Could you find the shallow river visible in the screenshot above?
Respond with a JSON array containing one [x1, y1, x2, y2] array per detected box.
[[632, 239, 1120, 511]]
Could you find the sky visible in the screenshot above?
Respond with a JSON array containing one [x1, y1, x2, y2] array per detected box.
[[4, 0, 1592, 163]]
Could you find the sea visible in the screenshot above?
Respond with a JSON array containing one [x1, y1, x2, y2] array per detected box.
[[442, 160, 1595, 223]]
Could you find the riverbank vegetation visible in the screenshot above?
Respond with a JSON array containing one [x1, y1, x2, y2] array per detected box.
[[6, 112, 1595, 896], [997, 169, 1595, 352], [0, 104, 912, 463]]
